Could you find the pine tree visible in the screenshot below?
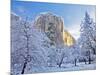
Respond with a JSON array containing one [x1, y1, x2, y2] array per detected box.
[[79, 12, 96, 64]]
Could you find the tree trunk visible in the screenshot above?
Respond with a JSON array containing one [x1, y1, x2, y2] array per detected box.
[[75, 58, 77, 66], [93, 48, 96, 55], [58, 63, 61, 68], [21, 61, 27, 74], [88, 51, 91, 64], [88, 55, 91, 64], [85, 60, 87, 64], [58, 57, 64, 68], [84, 58, 87, 64]]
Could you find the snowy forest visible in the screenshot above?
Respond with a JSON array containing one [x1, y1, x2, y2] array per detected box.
[[11, 11, 96, 75]]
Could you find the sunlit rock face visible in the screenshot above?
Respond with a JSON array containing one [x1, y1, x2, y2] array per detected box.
[[63, 30, 75, 46], [34, 12, 75, 47], [34, 12, 64, 47]]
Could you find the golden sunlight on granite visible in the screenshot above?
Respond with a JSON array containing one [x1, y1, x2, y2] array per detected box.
[[63, 30, 75, 46]]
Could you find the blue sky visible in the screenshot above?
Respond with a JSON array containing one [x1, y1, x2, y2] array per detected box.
[[11, 0, 96, 40]]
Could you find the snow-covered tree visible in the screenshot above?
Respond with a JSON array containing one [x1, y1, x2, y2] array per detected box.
[[47, 46, 57, 67], [70, 43, 81, 66], [55, 46, 71, 67], [11, 15, 26, 75], [11, 15, 51, 74], [79, 12, 96, 64]]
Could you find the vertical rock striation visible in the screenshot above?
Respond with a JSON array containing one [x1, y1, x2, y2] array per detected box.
[[34, 12, 64, 47], [34, 12, 75, 47]]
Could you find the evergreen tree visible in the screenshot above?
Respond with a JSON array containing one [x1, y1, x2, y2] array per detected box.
[[79, 12, 96, 64]]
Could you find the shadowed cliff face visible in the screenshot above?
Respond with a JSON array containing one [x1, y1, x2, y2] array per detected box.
[[11, 13, 20, 21], [34, 12, 75, 47]]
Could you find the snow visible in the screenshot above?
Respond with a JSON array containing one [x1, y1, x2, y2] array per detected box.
[[11, 12, 96, 75], [25, 63, 96, 73]]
